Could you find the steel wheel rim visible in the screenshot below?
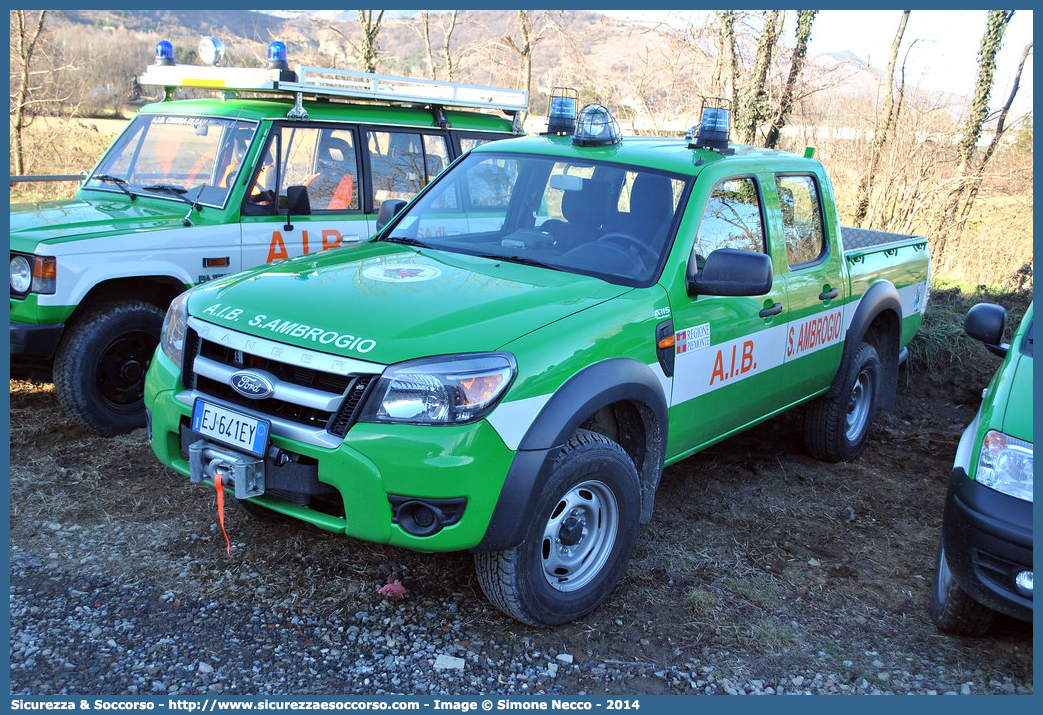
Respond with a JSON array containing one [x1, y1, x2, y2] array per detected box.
[[540, 479, 619, 592], [96, 331, 158, 411], [845, 366, 874, 441]]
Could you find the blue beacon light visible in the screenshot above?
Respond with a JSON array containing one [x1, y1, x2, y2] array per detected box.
[[154, 40, 175, 66], [267, 41, 289, 70]]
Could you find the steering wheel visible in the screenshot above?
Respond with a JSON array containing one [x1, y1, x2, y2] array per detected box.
[[597, 232, 658, 268]]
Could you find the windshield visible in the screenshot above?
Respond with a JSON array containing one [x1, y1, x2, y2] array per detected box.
[[85, 115, 259, 208], [382, 152, 689, 285]]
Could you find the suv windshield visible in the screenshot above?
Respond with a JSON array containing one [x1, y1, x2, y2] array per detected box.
[[85, 115, 258, 209], [383, 152, 689, 285]]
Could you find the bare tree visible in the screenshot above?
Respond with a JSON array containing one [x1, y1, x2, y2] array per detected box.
[[311, 10, 384, 73], [411, 10, 467, 82], [934, 9, 1015, 256], [763, 10, 818, 149], [716, 11, 740, 113], [11, 10, 48, 175], [497, 11, 555, 113], [356, 10, 384, 74], [735, 10, 783, 146], [956, 41, 1032, 223], [851, 10, 910, 228]]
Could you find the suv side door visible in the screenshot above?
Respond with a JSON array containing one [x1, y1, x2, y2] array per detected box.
[[667, 173, 791, 456], [771, 171, 848, 405], [241, 122, 371, 268]]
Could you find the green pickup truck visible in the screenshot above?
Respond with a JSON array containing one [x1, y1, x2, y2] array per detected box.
[[145, 102, 930, 626], [10, 40, 523, 435]]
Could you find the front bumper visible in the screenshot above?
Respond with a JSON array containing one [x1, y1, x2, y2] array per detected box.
[[941, 466, 1033, 623], [144, 349, 515, 552], [10, 321, 64, 360]]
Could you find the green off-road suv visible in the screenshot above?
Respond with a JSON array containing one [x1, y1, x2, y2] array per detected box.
[[146, 103, 930, 625]]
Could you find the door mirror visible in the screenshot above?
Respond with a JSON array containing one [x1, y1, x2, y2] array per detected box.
[[376, 198, 408, 232], [283, 185, 311, 231], [286, 185, 311, 215], [687, 248, 773, 297], [965, 302, 1009, 358]]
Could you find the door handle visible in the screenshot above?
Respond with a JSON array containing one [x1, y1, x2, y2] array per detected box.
[[759, 302, 783, 318], [819, 288, 839, 301]]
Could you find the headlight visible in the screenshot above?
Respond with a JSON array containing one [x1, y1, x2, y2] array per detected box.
[[360, 353, 516, 425], [976, 430, 1033, 502], [10, 256, 31, 293], [10, 255, 57, 295], [160, 291, 190, 369]]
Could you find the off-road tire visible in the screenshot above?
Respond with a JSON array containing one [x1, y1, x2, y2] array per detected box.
[[474, 429, 641, 627], [53, 300, 164, 436], [804, 342, 881, 462], [930, 536, 994, 636], [233, 497, 290, 523]]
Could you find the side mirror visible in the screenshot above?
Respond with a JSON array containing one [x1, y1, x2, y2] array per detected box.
[[965, 302, 1009, 358], [376, 198, 408, 232], [687, 248, 773, 297], [283, 185, 311, 231]]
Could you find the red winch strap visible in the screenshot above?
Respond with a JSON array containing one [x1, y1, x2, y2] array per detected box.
[[214, 472, 231, 556]]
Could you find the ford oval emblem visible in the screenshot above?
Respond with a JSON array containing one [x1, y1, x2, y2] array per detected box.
[[229, 370, 275, 399]]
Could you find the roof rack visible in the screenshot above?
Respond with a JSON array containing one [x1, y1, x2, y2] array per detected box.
[[139, 63, 528, 114]]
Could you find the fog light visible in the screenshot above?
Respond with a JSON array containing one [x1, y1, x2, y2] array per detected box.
[[1015, 571, 1033, 597]]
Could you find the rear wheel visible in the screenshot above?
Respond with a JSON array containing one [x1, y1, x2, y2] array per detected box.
[[804, 342, 881, 461], [53, 300, 164, 436], [474, 430, 640, 626], [930, 536, 994, 636]]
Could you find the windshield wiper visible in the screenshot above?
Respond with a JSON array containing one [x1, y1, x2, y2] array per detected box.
[[143, 184, 204, 226], [93, 174, 137, 201], [381, 235, 431, 249], [471, 252, 563, 272]]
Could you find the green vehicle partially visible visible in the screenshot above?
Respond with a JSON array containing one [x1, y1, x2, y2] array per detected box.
[[145, 102, 930, 626], [931, 301, 1033, 635]]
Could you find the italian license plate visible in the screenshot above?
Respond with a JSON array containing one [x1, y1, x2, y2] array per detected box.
[[191, 399, 271, 458]]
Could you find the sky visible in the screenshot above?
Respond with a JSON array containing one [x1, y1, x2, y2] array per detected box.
[[599, 9, 1034, 117]]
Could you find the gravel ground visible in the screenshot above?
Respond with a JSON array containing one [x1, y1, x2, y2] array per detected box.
[[9, 548, 1030, 696], [8, 370, 1034, 697]]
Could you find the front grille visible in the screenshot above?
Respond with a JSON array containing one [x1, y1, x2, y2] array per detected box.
[[185, 329, 378, 438]]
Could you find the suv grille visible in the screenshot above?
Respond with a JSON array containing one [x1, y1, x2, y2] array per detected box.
[[183, 326, 377, 437]]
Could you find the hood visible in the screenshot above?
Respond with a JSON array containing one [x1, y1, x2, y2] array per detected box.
[[186, 242, 631, 365], [10, 197, 187, 252]]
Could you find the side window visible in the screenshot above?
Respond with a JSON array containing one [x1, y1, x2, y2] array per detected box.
[[367, 130, 428, 209], [457, 135, 502, 154], [776, 174, 826, 267], [693, 177, 765, 261], [423, 135, 450, 183], [246, 126, 360, 213]]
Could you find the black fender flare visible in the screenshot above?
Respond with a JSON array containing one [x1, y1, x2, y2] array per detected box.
[[474, 358, 668, 552], [836, 280, 902, 407]]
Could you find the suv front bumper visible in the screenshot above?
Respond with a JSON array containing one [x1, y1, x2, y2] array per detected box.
[[941, 466, 1033, 623], [10, 321, 64, 360]]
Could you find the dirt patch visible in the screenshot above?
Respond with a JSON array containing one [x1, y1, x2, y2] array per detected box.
[[7, 360, 1032, 693]]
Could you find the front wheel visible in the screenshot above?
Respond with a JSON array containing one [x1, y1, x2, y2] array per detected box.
[[930, 536, 994, 636], [804, 342, 881, 462], [474, 430, 641, 627], [53, 300, 164, 436]]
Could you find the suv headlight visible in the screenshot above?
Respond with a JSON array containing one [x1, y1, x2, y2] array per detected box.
[[160, 291, 190, 369], [10, 255, 31, 293], [360, 353, 515, 425], [976, 430, 1033, 502], [10, 254, 56, 295]]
